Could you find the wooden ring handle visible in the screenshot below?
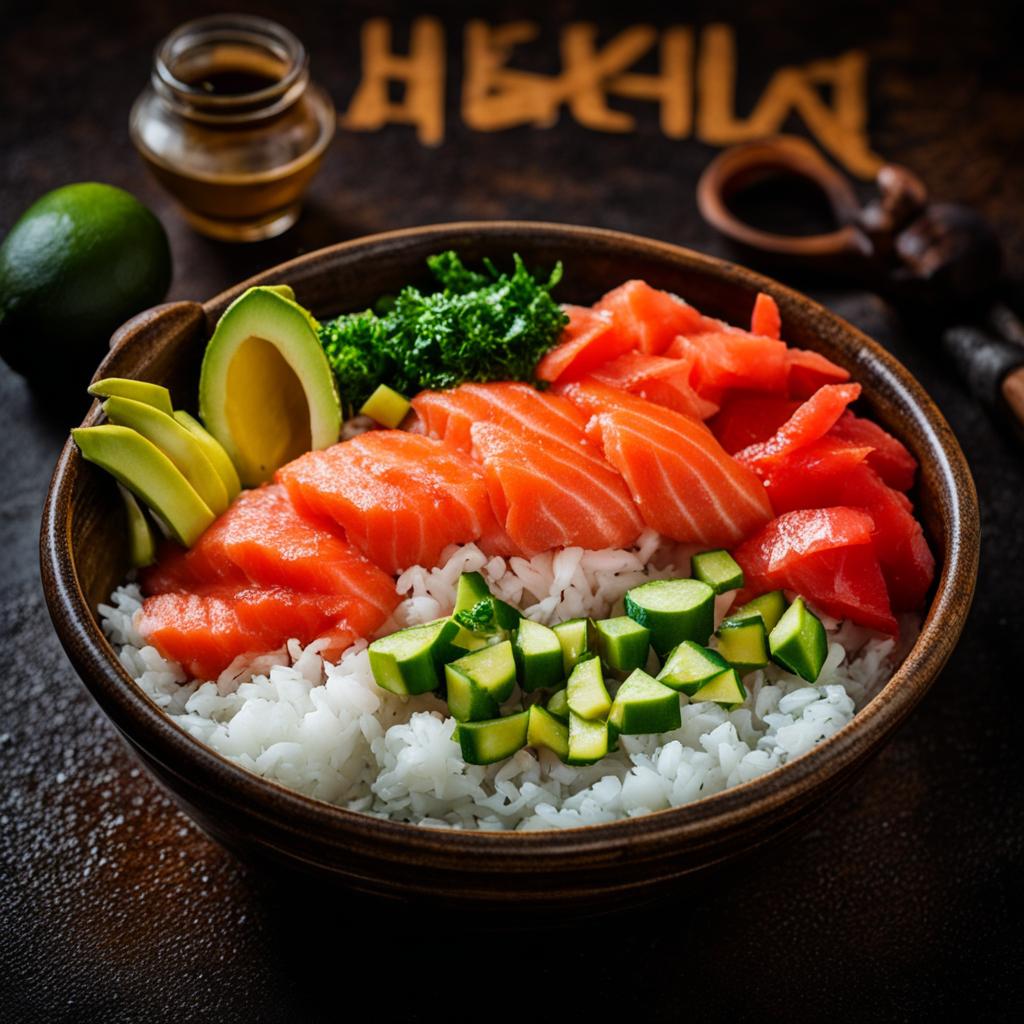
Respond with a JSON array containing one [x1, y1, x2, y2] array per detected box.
[[697, 135, 869, 261]]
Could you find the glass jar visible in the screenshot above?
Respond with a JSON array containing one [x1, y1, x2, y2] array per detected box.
[[130, 14, 336, 242]]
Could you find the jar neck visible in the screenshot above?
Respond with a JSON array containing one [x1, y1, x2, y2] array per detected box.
[[152, 14, 309, 124]]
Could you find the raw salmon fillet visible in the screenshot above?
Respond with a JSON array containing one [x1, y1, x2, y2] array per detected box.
[[534, 305, 633, 383], [561, 380, 773, 546], [412, 381, 590, 453], [138, 586, 362, 680], [277, 431, 500, 573], [590, 351, 719, 420], [142, 484, 398, 625], [595, 280, 705, 354], [469, 421, 644, 555]]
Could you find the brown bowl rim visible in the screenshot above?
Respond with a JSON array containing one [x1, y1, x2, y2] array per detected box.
[[42, 220, 979, 857]]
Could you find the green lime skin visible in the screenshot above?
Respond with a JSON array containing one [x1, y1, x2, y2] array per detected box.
[[0, 183, 171, 388]]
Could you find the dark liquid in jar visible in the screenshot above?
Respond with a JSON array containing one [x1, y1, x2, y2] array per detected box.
[[185, 68, 281, 95]]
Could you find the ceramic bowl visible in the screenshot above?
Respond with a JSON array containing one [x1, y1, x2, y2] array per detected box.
[[41, 222, 979, 910]]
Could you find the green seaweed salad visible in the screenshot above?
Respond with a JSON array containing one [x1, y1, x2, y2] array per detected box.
[[317, 251, 568, 415]]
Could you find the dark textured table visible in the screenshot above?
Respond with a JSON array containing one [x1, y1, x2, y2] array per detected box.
[[2, 2, 1022, 1021]]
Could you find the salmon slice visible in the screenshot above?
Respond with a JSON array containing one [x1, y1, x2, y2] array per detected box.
[[596, 280, 705, 354], [786, 348, 850, 397], [732, 507, 898, 634], [668, 331, 789, 401], [138, 586, 361, 680], [561, 380, 773, 546], [412, 381, 589, 453], [469, 421, 643, 555], [709, 395, 802, 454], [830, 410, 917, 491], [534, 305, 633, 383], [750, 292, 782, 339], [141, 485, 398, 626], [736, 383, 862, 470], [590, 351, 719, 420], [277, 431, 499, 573]]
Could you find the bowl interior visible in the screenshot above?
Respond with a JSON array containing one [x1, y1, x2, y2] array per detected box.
[[44, 221, 978, 857]]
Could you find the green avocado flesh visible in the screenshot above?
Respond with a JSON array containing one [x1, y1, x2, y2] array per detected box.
[[102, 396, 229, 515], [88, 377, 173, 417], [72, 425, 214, 547], [199, 286, 341, 486], [118, 485, 156, 568], [172, 410, 241, 502]]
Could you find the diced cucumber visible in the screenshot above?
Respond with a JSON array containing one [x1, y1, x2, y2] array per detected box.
[[444, 640, 517, 721], [624, 578, 716, 656], [608, 669, 681, 735], [691, 549, 744, 594], [717, 615, 769, 673], [546, 688, 569, 720], [527, 705, 570, 760], [369, 620, 447, 695], [513, 618, 564, 692], [452, 571, 521, 637], [435, 617, 489, 665], [552, 618, 590, 674], [690, 668, 747, 707], [589, 616, 651, 673], [769, 596, 828, 682], [566, 657, 612, 721], [567, 712, 609, 765], [445, 667, 500, 722], [657, 641, 730, 694], [359, 383, 411, 429], [731, 590, 788, 632], [457, 710, 531, 765]]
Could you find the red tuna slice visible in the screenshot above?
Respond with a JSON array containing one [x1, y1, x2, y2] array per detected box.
[[830, 410, 917, 491], [469, 420, 643, 556], [277, 432, 499, 574], [561, 379, 773, 547], [138, 586, 362, 680], [595, 280, 705, 355], [141, 485, 398, 625], [732, 507, 898, 634], [786, 348, 851, 398], [709, 394, 801, 454], [534, 305, 633, 383], [750, 292, 782, 339], [412, 381, 589, 453], [737, 383, 861, 470], [590, 350, 719, 420], [667, 331, 789, 400], [760, 444, 934, 611]]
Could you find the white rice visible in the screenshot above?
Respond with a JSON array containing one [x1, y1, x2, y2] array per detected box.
[[100, 533, 915, 831]]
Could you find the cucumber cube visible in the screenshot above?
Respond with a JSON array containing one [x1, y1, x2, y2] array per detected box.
[[445, 667, 500, 722], [552, 618, 590, 674], [435, 617, 488, 666], [444, 641, 517, 721], [691, 549, 744, 594], [567, 712, 609, 765], [566, 657, 612, 721], [453, 571, 521, 637], [732, 590, 788, 633], [527, 705, 570, 760], [657, 641, 729, 695], [768, 597, 828, 682], [590, 616, 651, 672], [513, 619, 564, 692], [368, 620, 447, 695], [717, 615, 769, 672], [359, 383, 411, 428], [690, 668, 747, 708], [546, 688, 569, 721], [608, 669, 682, 735], [457, 710, 531, 765], [624, 578, 716, 656]]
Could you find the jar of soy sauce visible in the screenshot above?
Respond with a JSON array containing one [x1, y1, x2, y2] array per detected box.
[[130, 14, 335, 241]]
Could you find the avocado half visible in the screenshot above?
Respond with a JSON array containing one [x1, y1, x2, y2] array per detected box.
[[199, 287, 341, 486]]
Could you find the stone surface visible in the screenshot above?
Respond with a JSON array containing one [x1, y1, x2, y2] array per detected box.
[[1, 1, 1022, 1020]]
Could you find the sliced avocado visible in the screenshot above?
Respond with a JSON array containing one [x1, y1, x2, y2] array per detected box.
[[199, 286, 341, 486], [102, 396, 229, 515], [72, 425, 214, 547], [88, 377, 173, 417], [173, 410, 241, 502], [117, 484, 157, 568]]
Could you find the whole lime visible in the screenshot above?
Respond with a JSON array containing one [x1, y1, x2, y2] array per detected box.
[[0, 182, 172, 388]]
